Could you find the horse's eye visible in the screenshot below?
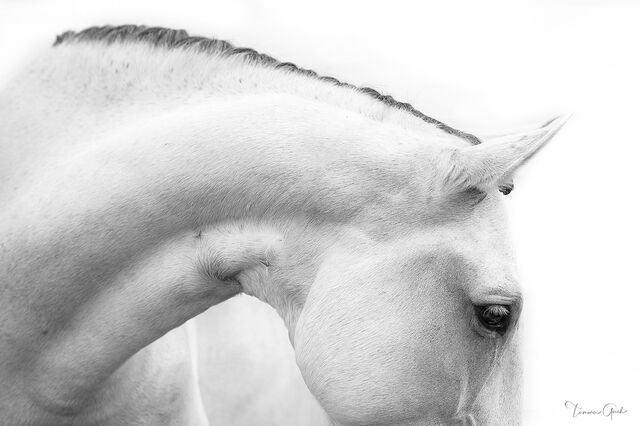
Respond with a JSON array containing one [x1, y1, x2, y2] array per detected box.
[[474, 305, 511, 336]]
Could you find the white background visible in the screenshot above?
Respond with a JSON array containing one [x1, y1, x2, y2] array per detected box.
[[1, 1, 638, 424]]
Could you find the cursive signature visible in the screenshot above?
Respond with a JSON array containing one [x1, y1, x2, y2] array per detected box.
[[565, 401, 628, 421]]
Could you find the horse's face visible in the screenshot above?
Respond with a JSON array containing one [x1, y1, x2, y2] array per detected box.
[[235, 117, 564, 424], [294, 191, 521, 425], [269, 117, 566, 425]]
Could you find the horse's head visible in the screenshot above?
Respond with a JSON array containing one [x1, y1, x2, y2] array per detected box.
[[231, 116, 566, 425]]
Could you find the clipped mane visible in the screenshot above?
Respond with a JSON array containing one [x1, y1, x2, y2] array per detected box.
[[54, 25, 481, 146]]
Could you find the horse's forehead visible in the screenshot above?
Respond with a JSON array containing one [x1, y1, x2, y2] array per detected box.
[[411, 194, 512, 256], [447, 191, 512, 248], [366, 196, 517, 292]]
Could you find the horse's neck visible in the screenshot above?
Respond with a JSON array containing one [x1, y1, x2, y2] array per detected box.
[[2, 41, 458, 197], [3, 41, 457, 141], [0, 42, 459, 416], [1, 48, 443, 413], [3, 40, 447, 222], [1, 42, 450, 331]]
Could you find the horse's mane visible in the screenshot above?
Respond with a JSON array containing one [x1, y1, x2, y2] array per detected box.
[[54, 25, 481, 146]]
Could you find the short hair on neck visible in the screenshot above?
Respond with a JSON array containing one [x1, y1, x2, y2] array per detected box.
[[54, 25, 482, 146]]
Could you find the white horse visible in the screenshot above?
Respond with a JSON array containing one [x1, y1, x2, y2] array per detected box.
[[0, 25, 566, 426]]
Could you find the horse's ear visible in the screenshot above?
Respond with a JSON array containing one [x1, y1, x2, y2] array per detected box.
[[439, 115, 569, 193]]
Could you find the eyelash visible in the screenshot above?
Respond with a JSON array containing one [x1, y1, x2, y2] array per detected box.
[[473, 304, 512, 337]]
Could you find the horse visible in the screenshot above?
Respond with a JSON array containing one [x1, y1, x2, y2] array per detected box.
[[0, 25, 566, 426]]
